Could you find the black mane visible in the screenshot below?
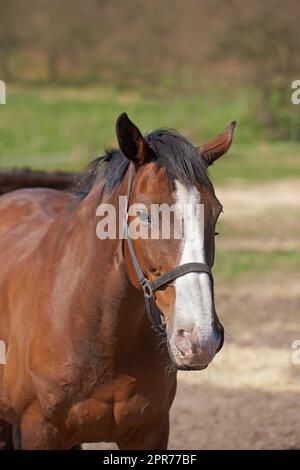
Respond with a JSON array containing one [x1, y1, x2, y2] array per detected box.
[[74, 129, 213, 198]]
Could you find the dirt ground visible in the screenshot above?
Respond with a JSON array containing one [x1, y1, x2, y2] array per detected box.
[[168, 276, 300, 450], [85, 180, 300, 450], [85, 277, 300, 450]]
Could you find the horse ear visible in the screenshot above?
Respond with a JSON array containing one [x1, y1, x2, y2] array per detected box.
[[199, 121, 236, 166], [116, 113, 155, 167]]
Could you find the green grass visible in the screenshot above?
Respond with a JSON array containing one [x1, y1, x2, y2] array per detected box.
[[0, 84, 285, 172], [214, 249, 300, 282], [210, 142, 300, 186], [0, 86, 298, 183], [0, 87, 298, 283]]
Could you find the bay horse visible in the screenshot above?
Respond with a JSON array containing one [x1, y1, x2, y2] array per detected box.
[[0, 114, 235, 450]]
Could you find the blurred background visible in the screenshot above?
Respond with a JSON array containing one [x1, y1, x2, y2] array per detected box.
[[0, 0, 299, 449]]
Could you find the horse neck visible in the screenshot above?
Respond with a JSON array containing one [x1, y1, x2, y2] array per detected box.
[[50, 175, 161, 364]]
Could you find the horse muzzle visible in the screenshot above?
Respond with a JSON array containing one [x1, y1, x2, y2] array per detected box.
[[169, 324, 224, 371]]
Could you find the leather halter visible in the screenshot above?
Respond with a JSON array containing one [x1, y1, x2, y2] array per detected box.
[[123, 164, 213, 335]]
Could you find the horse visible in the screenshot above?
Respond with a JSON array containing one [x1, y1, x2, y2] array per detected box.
[[0, 113, 236, 449]]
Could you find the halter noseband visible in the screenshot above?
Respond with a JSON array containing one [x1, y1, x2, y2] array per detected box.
[[123, 164, 213, 335]]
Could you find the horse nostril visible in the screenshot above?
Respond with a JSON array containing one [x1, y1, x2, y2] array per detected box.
[[177, 328, 190, 338], [177, 327, 195, 337], [174, 328, 196, 357], [174, 323, 224, 362]]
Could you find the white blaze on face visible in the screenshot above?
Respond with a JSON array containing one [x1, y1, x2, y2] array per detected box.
[[173, 181, 217, 344]]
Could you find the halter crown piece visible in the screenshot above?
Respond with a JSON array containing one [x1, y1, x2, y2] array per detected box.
[[123, 163, 213, 335]]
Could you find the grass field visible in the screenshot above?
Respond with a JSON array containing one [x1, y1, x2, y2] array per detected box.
[[214, 177, 300, 282], [0, 85, 256, 160], [0, 87, 299, 184], [0, 85, 299, 283]]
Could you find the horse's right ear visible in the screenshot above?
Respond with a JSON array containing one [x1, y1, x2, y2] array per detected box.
[[116, 113, 155, 168]]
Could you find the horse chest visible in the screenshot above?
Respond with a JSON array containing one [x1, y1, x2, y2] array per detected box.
[[67, 377, 152, 442], [113, 392, 150, 428]]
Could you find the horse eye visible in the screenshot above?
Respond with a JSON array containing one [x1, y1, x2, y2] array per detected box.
[[215, 232, 219, 236], [137, 210, 151, 223]]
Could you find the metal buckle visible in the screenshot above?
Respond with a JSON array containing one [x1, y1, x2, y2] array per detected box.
[[141, 278, 153, 298]]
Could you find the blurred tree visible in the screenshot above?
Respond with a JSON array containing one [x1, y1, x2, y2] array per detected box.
[[25, 0, 99, 82], [216, 0, 300, 138], [9, 0, 111, 83], [0, 0, 22, 81], [0, 0, 221, 86], [0, 0, 299, 141]]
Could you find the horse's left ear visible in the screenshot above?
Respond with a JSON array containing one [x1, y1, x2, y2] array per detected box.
[[199, 121, 236, 166], [116, 113, 155, 167]]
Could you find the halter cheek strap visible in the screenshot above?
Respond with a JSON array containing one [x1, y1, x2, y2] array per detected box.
[[123, 164, 213, 335]]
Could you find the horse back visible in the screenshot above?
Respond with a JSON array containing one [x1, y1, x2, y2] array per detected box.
[[0, 187, 72, 256], [0, 187, 73, 308]]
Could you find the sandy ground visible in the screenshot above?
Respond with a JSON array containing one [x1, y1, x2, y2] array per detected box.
[[85, 276, 300, 450], [84, 180, 300, 450], [168, 275, 300, 450]]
